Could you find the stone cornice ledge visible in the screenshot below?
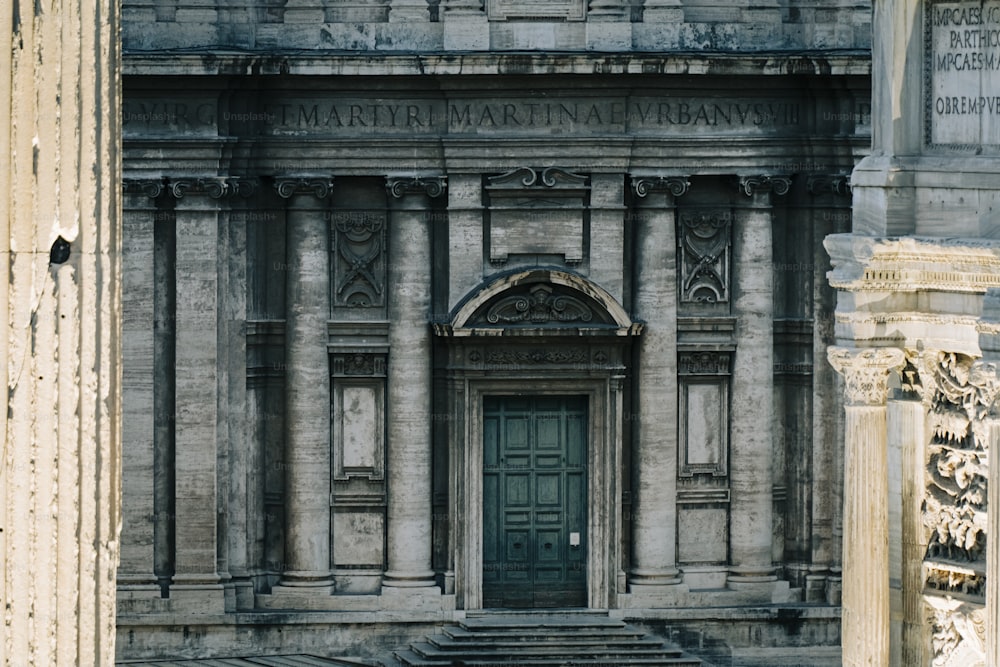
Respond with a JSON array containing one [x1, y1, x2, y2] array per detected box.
[[825, 234, 1000, 294], [121, 50, 871, 78]]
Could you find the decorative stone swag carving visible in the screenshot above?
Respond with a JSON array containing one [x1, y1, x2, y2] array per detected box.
[[678, 210, 731, 304], [484, 283, 594, 325]]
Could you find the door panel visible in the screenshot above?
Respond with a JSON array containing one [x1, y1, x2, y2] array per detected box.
[[482, 395, 587, 608]]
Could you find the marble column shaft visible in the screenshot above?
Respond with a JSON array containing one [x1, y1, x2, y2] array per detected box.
[[628, 176, 687, 588], [383, 176, 444, 588], [828, 346, 905, 667], [278, 180, 335, 589], [728, 178, 782, 584]]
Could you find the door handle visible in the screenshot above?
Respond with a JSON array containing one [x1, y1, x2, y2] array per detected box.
[[513, 542, 522, 548], [544, 542, 553, 549]]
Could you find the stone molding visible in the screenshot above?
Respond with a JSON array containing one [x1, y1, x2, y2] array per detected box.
[[827, 347, 905, 407], [738, 174, 792, 197], [631, 176, 690, 198], [386, 175, 446, 199]]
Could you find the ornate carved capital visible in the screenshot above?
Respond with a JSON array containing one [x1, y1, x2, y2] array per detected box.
[[738, 174, 792, 197], [122, 178, 167, 198], [273, 176, 335, 200], [806, 174, 851, 197], [631, 176, 690, 199], [170, 177, 231, 199], [386, 175, 447, 199], [827, 347, 905, 407]]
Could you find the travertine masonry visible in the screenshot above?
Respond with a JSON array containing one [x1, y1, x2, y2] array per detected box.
[[2, 0, 121, 663]]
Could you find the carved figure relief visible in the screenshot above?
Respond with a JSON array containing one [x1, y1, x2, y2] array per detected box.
[[331, 211, 386, 308], [678, 210, 731, 303]]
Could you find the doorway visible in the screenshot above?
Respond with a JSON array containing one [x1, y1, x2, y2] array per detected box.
[[481, 396, 588, 608]]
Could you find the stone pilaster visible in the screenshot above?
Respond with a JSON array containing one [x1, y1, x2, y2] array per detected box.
[[272, 177, 336, 597], [168, 178, 228, 612], [627, 176, 688, 595], [828, 346, 905, 667], [382, 176, 445, 594], [118, 181, 165, 603], [727, 175, 789, 593]]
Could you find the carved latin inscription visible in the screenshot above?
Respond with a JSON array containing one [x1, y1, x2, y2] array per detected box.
[[926, 0, 1000, 148]]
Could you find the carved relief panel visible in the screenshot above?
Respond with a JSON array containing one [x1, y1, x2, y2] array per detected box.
[[678, 209, 732, 304], [330, 210, 387, 309]]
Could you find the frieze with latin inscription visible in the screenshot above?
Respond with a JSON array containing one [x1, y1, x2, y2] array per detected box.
[[122, 91, 864, 139]]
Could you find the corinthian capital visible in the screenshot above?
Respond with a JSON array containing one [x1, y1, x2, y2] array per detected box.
[[828, 347, 905, 407]]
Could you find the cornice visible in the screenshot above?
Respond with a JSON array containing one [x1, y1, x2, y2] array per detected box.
[[121, 50, 872, 78], [825, 234, 1000, 294]]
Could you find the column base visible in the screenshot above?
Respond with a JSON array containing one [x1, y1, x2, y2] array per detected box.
[[628, 567, 683, 587], [381, 569, 437, 588]]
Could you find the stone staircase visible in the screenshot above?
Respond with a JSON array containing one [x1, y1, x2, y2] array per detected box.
[[393, 613, 705, 666]]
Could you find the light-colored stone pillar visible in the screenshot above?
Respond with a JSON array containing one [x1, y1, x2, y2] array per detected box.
[[727, 175, 789, 593], [382, 176, 445, 594], [272, 177, 336, 596], [828, 346, 905, 667], [168, 178, 228, 613], [118, 182, 165, 605], [627, 176, 688, 594], [2, 0, 120, 659]]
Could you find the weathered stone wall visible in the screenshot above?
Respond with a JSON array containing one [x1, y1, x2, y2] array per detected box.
[[121, 0, 872, 52], [1, 0, 122, 664]]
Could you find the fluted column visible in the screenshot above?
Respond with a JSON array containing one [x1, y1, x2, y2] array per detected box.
[[2, 0, 120, 659], [628, 176, 688, 593], [828, 346, 905, 667], [727, 175, 789, 590], [273, 177, 336, 595], [382, 176, 445, 591]]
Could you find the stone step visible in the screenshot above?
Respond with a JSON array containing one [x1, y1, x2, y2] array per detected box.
[[427, 634, 663, 651], [408, 641, 687, 661], [440, 627, 654, 644], [459, 615, 626, 631], [393, 649, 703, 667]]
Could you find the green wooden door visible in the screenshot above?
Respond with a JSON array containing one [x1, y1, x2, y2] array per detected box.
[[482, 396, 587, 608]]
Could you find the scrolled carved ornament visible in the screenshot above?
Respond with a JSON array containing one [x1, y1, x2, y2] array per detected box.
[[484, 284, 593, 325], [678, 210, 731, 303], [386, 175, 446, 199]]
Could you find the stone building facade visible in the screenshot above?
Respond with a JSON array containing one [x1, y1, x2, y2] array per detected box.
[[116, 2, 875, 664]]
